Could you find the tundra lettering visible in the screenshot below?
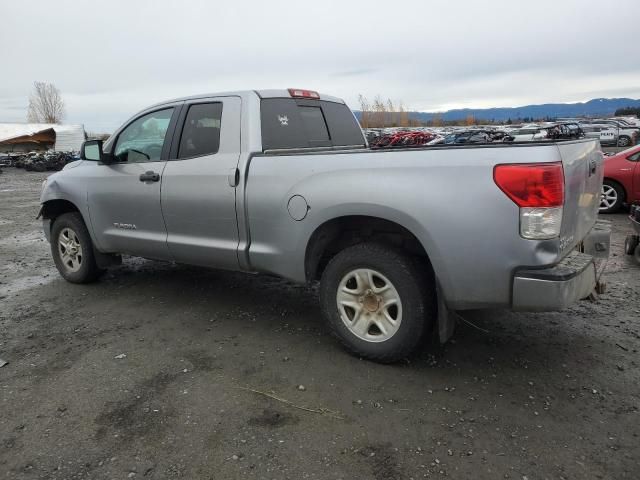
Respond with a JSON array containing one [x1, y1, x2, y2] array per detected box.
[[113, 223, 137, 230]]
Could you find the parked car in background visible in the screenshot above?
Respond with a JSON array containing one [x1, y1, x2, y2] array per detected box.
[[581, 123, 618, 146], [600, 144, 640, 213], [442, 130, 508, 144], [505, 123, 583, 142], [613, 116, 640, 127], [508, 127, 548, 142], [581, 119, 639, 147]]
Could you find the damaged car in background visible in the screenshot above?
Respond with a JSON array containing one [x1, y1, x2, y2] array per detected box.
[[38, 89, 610, 362]]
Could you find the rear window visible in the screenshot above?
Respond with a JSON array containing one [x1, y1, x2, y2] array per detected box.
[[260, 98, 365, 151], [298, 106, 330, 142]]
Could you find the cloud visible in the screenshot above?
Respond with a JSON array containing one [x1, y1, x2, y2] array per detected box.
[[1, 0, 638, 131]]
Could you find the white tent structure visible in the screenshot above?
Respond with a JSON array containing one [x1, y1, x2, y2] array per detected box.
[[0, 123, 85, 152]]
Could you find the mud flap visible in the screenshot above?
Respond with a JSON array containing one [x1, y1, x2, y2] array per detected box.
[[93, 248, 122, 269], [436, 282, 456, 343]]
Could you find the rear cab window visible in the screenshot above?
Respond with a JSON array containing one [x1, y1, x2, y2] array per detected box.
[[260, 98, 365, 151], [177, 103, 223, 159]]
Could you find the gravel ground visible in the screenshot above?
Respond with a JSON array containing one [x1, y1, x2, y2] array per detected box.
[[0, 168, 638, 480]]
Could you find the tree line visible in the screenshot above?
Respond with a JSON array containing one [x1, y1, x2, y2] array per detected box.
[[614, 107, 640, 117], [356, 94, 555, 128], [357, 95, 415, 128]]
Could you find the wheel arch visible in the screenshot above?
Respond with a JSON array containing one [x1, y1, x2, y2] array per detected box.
[[42, 198, 116, 267], [304, 215, 434, 282], [40, 198, 82, 221]]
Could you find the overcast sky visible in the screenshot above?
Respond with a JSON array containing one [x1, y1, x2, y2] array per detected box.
[[1, 0, 639, 132]]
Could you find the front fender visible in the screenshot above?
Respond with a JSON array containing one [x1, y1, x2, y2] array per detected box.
[[39, 171, 102, 250]]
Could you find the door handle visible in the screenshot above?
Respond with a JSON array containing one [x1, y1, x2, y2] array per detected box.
[[139, 171, 160, 182]]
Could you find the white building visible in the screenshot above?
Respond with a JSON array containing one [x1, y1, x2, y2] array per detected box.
[[0, 123, 85, 152]]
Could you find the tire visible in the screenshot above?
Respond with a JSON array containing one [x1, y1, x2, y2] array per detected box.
[[634, 244, 640, 265], [319, 243, 435, 363], [50, 212, 103, 283], [599, 180, 625, 214], [617, 136, 631, 147], [625, 235, 640, 255]]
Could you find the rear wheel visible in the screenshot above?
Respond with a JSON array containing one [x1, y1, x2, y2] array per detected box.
[[51, 213, 103, 283], [599, 180, 625, 213], [319, 243, 435, 363]]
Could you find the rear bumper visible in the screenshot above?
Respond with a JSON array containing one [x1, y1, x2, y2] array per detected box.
[[511, 220, 611, 311]]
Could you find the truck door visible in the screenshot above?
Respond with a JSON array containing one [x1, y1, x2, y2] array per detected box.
[[161, 97, 241, 270], [87, 106, 179, 260]]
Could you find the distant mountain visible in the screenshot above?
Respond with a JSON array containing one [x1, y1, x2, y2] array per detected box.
[[355, 98, 640, 123]]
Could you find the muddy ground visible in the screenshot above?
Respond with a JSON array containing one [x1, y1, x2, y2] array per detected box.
[[0, 167, 638, 480]]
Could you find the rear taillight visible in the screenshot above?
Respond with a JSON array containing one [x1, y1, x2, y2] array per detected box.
[[494, 162, 564, 240], [288, 88, 320, 99]]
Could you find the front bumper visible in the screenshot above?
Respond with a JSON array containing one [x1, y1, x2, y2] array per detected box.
[[511, 220, 611, 311]]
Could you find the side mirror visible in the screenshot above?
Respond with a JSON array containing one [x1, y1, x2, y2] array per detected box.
[[80, 140, 103, 161], [80, 140, 114, 164]]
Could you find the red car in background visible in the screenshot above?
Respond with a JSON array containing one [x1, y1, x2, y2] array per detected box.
[[600, 145, 640, 213]]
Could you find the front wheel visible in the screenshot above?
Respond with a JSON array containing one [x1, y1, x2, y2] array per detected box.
[[617, 136, 631, 147], [51, 212, 103, 283], [599, 181, 625, 213], [319, 243, 435, 363]]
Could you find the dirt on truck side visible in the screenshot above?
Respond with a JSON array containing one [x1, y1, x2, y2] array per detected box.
[[0, 168, 639, 480]]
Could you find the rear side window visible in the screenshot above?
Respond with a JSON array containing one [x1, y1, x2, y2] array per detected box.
[[178, 103, 223, 159], [260, 98, 365, 151]]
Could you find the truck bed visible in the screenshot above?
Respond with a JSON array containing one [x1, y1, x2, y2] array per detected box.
[[261, 138, 597, 156], [246, 138, 602, 310]]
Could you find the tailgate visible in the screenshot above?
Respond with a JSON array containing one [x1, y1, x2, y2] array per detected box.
[[556, 140, 603, 255]]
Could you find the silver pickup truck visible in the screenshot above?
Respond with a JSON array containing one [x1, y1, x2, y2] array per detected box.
[[39, 88, 611, 362]]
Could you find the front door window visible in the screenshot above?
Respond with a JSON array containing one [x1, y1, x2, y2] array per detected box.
[[114, 108, 174, 162]]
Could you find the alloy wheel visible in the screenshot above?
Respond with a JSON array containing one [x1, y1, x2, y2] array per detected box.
[[58, 227, 83, 273], [600, 184, 618, 211], [336, 268, 402, 342]]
